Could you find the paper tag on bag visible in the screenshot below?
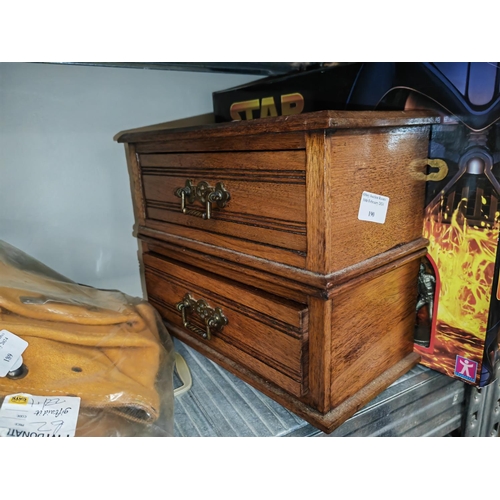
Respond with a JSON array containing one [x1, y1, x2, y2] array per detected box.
[[0, 394, 81, 437], [0, 330, 28, 377], [357, 191, 390, 224]]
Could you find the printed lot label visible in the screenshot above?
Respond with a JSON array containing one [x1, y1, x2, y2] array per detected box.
[[0, 394, 81, 437], [0, 330, 28, 377], [357, 191, 390, 224]]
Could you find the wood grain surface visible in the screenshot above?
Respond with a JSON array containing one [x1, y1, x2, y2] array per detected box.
[[143, 252, 308, 397], [124, 143, 146, 229], [323, 127, 430, 272], [329, 259, 421, 407], [118, 110, 437, 433], [116, 109, 439, 143], [131, 119, 431, 275]]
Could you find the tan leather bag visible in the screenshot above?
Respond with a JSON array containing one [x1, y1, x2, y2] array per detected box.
[[0, 241, 174, 435]]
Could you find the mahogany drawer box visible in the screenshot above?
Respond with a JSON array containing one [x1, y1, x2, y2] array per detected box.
[[116, 110, 439, 433]]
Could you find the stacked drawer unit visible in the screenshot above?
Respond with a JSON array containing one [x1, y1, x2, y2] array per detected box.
[[116, 110, 439, 433]]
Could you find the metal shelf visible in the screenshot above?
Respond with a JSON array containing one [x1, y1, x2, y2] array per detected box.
[[172, 339, 473, 437], [40, 62, 326, 76]]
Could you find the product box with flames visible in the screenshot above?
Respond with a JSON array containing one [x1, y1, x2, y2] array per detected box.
[[213, 62, 500, 386], [414, 121, 500, 387]]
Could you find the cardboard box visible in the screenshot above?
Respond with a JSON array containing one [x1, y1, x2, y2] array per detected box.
[[212, 63, 363, 122], [414, 121, 500, 387]]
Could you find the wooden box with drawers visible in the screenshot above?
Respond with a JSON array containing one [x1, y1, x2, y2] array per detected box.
[[116, 110, 439, 433]]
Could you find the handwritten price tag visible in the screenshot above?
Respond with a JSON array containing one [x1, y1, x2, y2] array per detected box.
[[0, 330, 28, 377], [357, 191, 390, 224], [0, 394, 81, 437]]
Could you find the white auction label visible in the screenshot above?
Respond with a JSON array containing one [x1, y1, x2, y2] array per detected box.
[[0, 394, 81, 437], [0, 330, 28, 377], [357, 191, 390, 224]]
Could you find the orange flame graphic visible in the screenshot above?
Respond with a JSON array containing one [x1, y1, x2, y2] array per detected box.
[[418, 197, 499, 379], [424, 199, 498, 336]]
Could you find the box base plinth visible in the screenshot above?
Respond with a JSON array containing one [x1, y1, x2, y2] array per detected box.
[[167, 322, 421, 434]]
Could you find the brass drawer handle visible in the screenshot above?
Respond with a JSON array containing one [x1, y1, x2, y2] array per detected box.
[[174, 180, 230, 219], [175, 293, 228, 340]]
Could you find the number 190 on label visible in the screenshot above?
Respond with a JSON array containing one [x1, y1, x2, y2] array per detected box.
[[357, 191, 390, 224]]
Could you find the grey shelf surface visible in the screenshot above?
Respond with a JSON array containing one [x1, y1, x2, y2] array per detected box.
[[172, 338, 467, 437]]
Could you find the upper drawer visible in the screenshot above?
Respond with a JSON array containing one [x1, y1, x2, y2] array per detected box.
[[139, 151, 307, 268]]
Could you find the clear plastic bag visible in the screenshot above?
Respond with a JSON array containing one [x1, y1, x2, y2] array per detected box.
[[0, 240, 175, 437]]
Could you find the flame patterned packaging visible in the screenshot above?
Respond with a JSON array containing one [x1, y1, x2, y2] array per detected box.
[[414, 123, 500, 386]]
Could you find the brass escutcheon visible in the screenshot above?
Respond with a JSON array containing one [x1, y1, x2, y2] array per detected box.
[[410, 158, 449, 182]]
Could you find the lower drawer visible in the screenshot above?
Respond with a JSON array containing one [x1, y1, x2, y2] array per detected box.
[[142, 251, 309, 397]]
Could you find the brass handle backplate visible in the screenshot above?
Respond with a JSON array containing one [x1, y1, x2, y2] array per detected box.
[[175, 180, 230, 219], [175, 293, 228, 340]]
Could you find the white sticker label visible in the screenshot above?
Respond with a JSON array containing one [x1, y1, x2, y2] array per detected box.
[[0, 394, 81, 437], [357, 191, 390, 224], [0, 330, 28, 377]]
